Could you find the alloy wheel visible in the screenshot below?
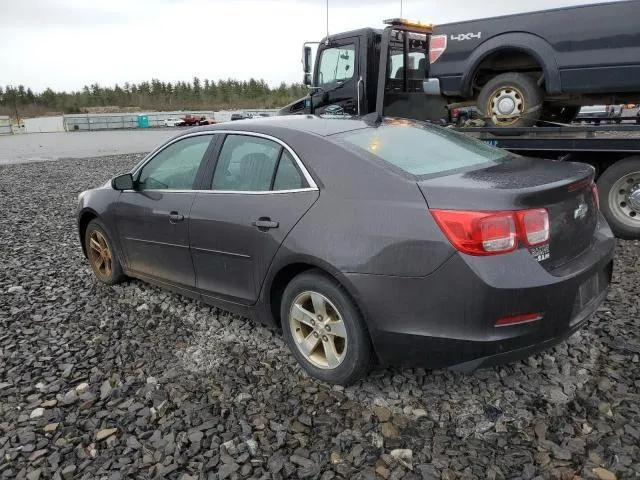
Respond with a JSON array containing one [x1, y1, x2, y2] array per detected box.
[[87, 230, 113, 279], [289, 291, 347, 370]]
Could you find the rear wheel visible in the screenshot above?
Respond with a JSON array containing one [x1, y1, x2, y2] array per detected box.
[[280, 270, 372, 385], [597, 157, 640, 239], [85, 219, 125, 285], [477, 73, 544, 129]]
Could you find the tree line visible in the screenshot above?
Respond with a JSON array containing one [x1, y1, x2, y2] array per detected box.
[[0, 78, 308, 117]]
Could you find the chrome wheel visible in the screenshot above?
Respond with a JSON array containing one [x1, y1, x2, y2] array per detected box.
[[609, 172, 640, 228], [487, 86, 525, 126], [87, 230, 113, 279], [289, 291, 347, 370]]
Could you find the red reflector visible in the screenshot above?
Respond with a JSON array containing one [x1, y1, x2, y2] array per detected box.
[[429, 34, 447, 63], [495, 313, 543, 327]]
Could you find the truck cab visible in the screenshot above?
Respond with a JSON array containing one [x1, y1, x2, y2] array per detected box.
[[279, 19, 449, 123]]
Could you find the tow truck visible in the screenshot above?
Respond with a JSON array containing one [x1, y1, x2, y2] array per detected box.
[[279, 18, 640, 240]]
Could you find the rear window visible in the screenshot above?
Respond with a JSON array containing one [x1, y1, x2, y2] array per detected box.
[[336, 122, 508, 177]]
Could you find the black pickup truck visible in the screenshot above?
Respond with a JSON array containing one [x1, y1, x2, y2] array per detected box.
[[427, 0, 640, 127]]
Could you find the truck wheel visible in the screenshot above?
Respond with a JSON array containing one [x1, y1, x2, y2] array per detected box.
[[477, 73, 544, 129], [541, 105, 579, 124], [597, 157, 640, 239]]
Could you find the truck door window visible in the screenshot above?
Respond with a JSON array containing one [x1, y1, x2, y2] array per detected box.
[[317, 44, 356, 89]]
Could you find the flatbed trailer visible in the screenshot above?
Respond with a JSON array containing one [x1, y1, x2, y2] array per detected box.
[[456, 124, 640, 238]]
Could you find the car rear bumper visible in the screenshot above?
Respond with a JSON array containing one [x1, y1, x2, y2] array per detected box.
[[345, 217, 615, 371]]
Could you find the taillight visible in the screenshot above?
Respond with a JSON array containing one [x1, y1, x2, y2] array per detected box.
[[517, 209, 549, 246], [591, 183, 600, 210], [431, 208, 550, 256], [429, 34, 447, 64]]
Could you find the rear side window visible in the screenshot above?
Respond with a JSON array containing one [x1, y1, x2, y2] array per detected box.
[[211, 134, 308, 191], [337, 123, 508, 177], [273, 151, 304, 190], [212, 135, 280, 191]]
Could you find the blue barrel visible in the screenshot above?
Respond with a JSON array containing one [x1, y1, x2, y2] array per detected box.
[[137, 114, 149, 128]]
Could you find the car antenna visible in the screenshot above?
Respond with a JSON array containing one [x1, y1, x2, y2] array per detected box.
[[325, 0, 330, 45]]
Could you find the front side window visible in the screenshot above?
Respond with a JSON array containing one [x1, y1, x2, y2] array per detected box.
[[138, 135, 212, 190], [337, 121, 509, 177], [317, 44, 356, 89]]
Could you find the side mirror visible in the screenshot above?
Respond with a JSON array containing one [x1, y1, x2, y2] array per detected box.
[[303, 72, 312, 86], [112, 173, 134, 190], [302, 46, 312, 74]]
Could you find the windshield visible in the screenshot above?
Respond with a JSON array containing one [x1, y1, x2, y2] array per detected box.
[[335, 120, 509, 177]]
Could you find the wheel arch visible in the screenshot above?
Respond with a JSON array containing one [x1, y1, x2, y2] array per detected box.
[[461, 32, 561, 97], [78, 208, 100, 257], [262, 256, 374, 339]]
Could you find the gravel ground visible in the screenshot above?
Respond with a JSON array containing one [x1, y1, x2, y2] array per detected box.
[[1, 155, 639, 480]]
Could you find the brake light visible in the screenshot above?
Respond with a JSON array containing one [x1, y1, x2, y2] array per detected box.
[[429, 34, 447, 64], [431, 208, 550, 256], [591, 183, 600, 210]]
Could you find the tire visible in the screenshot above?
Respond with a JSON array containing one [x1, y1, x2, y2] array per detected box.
[[280, 270, 372, 385], [477, 73, 544, 129], [84, 218, 125, 285], [541, 105, 579, 124], [597, 157, 640, 239]]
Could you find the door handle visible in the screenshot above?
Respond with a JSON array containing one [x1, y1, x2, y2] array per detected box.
[[252, 217, 279, 230], [169, 211, 184, 223]]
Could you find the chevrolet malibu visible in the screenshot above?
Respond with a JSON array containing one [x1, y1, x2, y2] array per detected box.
[[77, 116, 615, 385]]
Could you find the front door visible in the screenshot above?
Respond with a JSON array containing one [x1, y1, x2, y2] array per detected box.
[[189, 133, 319, 305], [311, 36, 361, 116], [116, 133, 215, 288]]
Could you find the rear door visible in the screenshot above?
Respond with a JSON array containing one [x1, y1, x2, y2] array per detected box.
[[189, 132, 319, 305], [312, 37, 361, 115], [116, 133, 216, 289]]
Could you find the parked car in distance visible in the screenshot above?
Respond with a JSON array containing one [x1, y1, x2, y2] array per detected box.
[[575, 105, 622, 124], [163, 117, 184, 127], [77, 116, 614, 385], [181, 114, 202, 126], [198, 116, 216, 125], [230, 113, 250, 121]]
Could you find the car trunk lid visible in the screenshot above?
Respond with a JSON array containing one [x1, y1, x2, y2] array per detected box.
[[419, 156, 598, 270]]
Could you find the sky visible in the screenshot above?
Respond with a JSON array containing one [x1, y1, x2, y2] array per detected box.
[[1, 0, 618, 93]]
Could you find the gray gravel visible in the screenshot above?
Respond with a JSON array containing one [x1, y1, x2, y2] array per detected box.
[[1, 154, 639, 480]]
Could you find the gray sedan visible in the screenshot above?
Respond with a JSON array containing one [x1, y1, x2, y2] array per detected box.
[[77, 116, 614, 384]]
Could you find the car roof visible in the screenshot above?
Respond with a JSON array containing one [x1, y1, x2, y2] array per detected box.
[[191, 115, 372, 137]]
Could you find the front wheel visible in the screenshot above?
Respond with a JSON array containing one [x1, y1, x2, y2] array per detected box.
[[477, 72, 544, 129], [597, 157, 640, 239], [281, 271, 372, 385], [85, 219, 125, 285]]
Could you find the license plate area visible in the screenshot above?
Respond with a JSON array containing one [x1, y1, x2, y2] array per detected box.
[[578, 274, 599, 309]]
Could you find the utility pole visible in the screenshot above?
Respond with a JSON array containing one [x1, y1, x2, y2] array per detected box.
[[12, 94, 20, 130], [400, 0, 403, 17]]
